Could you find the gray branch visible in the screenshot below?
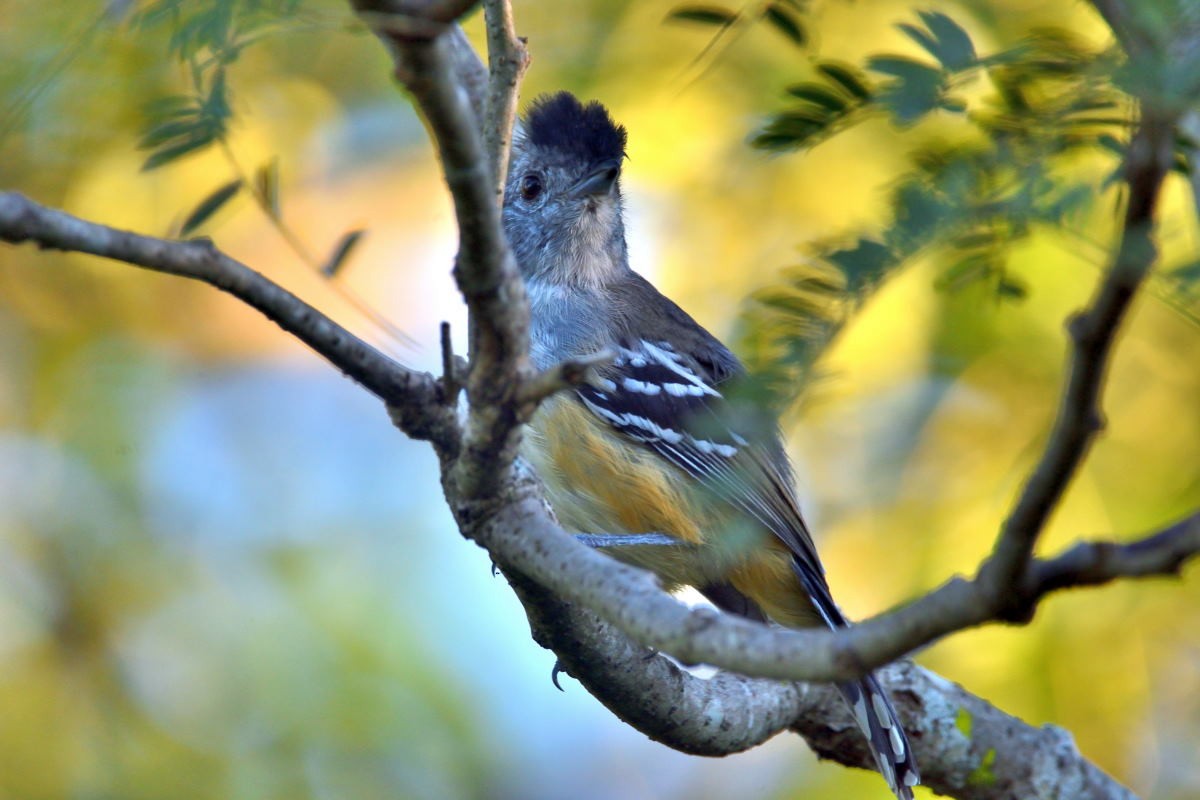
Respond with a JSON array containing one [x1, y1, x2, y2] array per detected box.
[[352, 0, 534, 502], [0, 192, 456, 444], [978, 104, 1178, 617], [481, 0, 529, 196], [507, 543, 1137, 800]]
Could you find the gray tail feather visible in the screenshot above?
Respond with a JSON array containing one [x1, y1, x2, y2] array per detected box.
[[793, 563, 920, 799], [701, 578, 920, 799], [837, 674, 920, 800]]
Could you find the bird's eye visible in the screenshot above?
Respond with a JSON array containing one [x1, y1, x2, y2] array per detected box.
[[519, 173, 543, 201]]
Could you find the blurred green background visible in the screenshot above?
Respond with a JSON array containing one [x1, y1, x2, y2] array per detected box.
[[1, 1, 1198, 798]]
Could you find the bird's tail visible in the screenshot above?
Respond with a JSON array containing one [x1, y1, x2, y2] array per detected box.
[[836, 673, 919, 800], [792, 566, 919, 800], [701, 575, 919, 799]]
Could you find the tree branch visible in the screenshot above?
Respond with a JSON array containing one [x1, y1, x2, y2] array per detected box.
[[1, 0, 1191, 696], [508, 551, 1138, 800], [978, 106, 1178, 619], [353, 0, 532, 502], [3, 172, 1189, 798], [481, 0, 529, 197], [1026, 511, 1200, 595], [0, 191, 457, 447]]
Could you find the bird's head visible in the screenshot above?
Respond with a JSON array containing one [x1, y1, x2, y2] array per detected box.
[[503, 92, 629, 287]]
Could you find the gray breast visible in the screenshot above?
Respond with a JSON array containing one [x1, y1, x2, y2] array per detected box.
[[527, 280, 612, 371]]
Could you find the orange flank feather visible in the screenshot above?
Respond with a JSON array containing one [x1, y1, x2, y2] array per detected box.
[[528, 396, 823, 629]]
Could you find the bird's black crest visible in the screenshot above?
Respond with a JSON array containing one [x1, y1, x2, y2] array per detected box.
[[524, 92, 627, 164]]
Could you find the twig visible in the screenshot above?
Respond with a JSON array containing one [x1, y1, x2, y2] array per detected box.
[[481, 0, 529, 197], [215, 140, 419, 350], [518, 349, 614, 406], [439, 320, 467, 405], [1025, 511, 1200, 594]]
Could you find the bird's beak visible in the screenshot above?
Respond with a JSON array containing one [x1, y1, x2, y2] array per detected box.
[[569, 159, 621, 199]]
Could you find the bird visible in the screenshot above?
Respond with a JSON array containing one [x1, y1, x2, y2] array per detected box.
[[503, 91, 919, 799]]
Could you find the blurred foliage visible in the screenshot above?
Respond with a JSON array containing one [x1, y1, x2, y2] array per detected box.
[[134, 0, 303, 171], [731, 17, 1133, 404], [1, 1, 1199, 800]]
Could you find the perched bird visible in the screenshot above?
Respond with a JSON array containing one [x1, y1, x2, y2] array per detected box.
[[504, 91, 919, 799]]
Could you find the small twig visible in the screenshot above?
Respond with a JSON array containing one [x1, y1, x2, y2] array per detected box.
[[439, 320, 467, 404], [518, 348, 614, 407], [1025, 510, 1200, 595], [215, 139, 419, 350]]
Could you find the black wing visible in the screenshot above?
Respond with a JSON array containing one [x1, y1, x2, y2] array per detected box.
[[575, 338, 836, 608], [576, 338, 920, 797]]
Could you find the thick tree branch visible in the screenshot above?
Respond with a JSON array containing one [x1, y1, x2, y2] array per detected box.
[[508, 553, 1137, 800], [353, 0, 532, 501]]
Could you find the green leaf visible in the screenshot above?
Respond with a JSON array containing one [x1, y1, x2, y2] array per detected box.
[[997, 276, 1028, 301], [785, 83, 847, 112], [1096, 134, 1125, 156], [141, 132, 215, 171], [142, 94, 197, 119], [255, 158, 280, 220], [868, 56, 944, 124], [752, 109, 834, 150], [665, 5, 737, 26], [321, 229, 366, 278], [138, 117, 202, 150], [935, 253, 993, 292], [204, 68, 231, 122], [825, 239, 892, 295], [754, 287, 831, 318], [939, 96, 967, 113], [868, 55, 941, 81], [918, 10, 976, 70], [1166, 259, 1200, 288], [179, 179, 242, 235], [763, 3, 805, 46], [816, 61, 871, 100], [898, 23, 940, 61]]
